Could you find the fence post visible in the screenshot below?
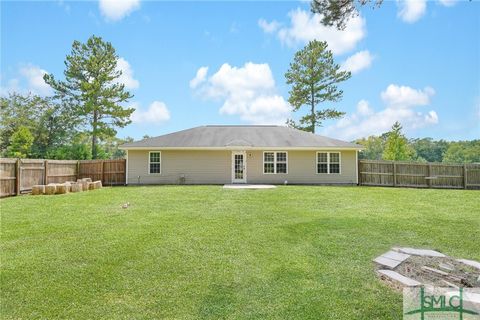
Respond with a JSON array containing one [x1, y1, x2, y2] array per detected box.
[[124, 158, 127, 186], [357, 159, 360, 185], [101, 160, 105, 184], [427, 163, 432, 188], [15, 158, 20, 196], [463, 164, 467, 189], [44, 160, 48, 185], [392, 162, 397, 187], [76, 161, 80, 181]]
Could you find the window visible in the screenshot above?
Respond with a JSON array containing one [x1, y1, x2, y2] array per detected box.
[[149, 151, 161, 174], [264, 152, 275, 174], [317, 152, 328, 173], [329, 152, 340, 174], [264, 151, 287, 174], [317, 152, 341, 174], [276, 152, 287, 173]]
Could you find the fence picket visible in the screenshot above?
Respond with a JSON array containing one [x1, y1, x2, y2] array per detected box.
[[358, 160, 480, 189], [0, 158, 126, 197]]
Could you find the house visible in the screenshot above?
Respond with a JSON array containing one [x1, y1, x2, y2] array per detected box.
[[120, 125, 363, 185]]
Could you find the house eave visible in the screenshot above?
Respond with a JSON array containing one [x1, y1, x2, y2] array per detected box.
[[119, 146, 364, 151]]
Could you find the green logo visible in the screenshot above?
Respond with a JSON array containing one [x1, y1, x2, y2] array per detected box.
[[404, 287, 480, 320]]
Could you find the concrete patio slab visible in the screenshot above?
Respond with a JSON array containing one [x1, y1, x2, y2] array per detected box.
[[223, 184, 277, 189]]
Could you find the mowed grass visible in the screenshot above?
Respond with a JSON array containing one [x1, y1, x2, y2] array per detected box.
[[1, 186, 479, 319]]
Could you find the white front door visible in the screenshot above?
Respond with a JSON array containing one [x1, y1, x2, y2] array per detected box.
[[232, 151, 247, 183]]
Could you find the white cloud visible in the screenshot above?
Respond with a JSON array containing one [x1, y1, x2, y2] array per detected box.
[[438, 0, 457, 7], [0, 77, 20, 96], [322, 84, 438, 140], [261, 8, 366, 55], [381, 84, 435, 107], [424, 110, 439, 124], [19, 65, 52, 96], [397, 0, 427, 23], [341, 50, 374, 74], [356, 99, 374, 116], [1, 60, 138, 96], [131, 101, 170, 124], [116, 57, 139, 89], [99, 0, 140, 22], [258, 19, 281, 33], [189, 66, 208, 89], [191, 62, 291, 124], [1, 64, 52, 96]]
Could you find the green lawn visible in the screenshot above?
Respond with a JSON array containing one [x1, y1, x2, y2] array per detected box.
[[1, 186, 479, 319]]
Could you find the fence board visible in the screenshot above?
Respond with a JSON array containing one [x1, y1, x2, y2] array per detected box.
[[0, 158, 17, 197], [102, 160, 126, 186], [46, 160, 77, 184], [359, 160, 480, 189], [78, 160, 103, 182], [0, 158, 126, 197], [19, 159, 45, 192], [78, 160, 126, 185]]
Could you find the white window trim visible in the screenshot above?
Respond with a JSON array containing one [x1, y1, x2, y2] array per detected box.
[[148, 151, 162, 175], [316, 151, 341, 174], [263, 151, 288, 174]]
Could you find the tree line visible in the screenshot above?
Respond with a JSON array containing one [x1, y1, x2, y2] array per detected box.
[[0, 92, 133, 159], [357, 122, 480, 163]]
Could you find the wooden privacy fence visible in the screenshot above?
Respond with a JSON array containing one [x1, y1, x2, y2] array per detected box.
[[0, 158, 126, 197], [358, 160, 480, 189]]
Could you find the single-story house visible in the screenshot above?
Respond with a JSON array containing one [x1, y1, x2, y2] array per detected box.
[[120, 125, 363, 185]]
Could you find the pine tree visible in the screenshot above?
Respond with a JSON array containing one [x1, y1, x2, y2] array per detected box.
[[44, 35, 134, 159], [382, 122, 414, 161], [311, 0, 383, 30], [285, 40, 351, 133]]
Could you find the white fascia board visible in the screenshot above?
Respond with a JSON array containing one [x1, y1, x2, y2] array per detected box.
[[119, 146, 364, 151]]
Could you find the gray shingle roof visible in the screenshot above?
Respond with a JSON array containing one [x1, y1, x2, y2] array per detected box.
[[121, 125, 362, 149]]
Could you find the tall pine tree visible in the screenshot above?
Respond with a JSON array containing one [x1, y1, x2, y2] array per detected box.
[[44, 35, 134, 159], [285, 40, 351, 133]]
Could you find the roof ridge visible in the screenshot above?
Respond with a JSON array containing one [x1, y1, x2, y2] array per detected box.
[[120, 125, 363, 149], [205, 125, 282, 127]]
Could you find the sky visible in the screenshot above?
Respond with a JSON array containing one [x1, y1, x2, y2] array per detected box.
[[1, 0, 479, 142]]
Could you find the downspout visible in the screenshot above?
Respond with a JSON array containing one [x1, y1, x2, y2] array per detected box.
[[125, 150, 129, 185], [355, 150, 359, 185]]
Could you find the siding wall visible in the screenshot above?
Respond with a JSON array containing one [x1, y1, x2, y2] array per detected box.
[[246, 150, 357, 184], [127, 150, 230, 184], [127, 149, 358, 185]]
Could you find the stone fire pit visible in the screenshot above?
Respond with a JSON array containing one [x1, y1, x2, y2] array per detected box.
[[374, 247, 480, 290]]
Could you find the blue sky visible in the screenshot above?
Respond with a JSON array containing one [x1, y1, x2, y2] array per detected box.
[[1, 0, 479, 141]]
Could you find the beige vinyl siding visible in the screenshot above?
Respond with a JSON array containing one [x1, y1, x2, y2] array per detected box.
[[127, 150, 230, 184], [246, 150, 357, 184], [127, 149, 358, 185]]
